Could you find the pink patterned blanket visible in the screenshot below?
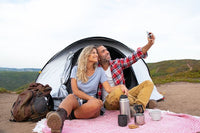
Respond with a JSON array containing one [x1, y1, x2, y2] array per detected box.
[[42, 110, 200, 133]]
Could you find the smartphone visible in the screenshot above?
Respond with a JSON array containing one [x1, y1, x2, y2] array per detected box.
[[146, 31, 152, 39]]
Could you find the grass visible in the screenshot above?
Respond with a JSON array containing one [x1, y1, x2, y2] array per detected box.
[[1, 59, 200, 93], [0, 88, 11, 93], [14, 83, 30, 94], [148, 59, 200, 84], [0, 71, 38, 91]]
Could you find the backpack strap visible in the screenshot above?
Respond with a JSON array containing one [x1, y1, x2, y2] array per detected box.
[[9, 102, 16, 122]]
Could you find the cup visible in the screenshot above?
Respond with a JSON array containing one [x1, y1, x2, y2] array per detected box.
[[118, 114, 128, 127], [134, 113, 145, 125], [149, 109, 161, 121]]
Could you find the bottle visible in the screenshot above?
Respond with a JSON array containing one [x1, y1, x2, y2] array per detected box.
[[119, 95, 131, 122]]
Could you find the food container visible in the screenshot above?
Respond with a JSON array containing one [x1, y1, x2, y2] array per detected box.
[[134, 113, 145, 125]]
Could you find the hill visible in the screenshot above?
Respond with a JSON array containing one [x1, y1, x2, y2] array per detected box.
[[147, 59, 200, 84], [0, 59, 200, 92], [0, 71, 39, 91], [0, 67, 41, 91]]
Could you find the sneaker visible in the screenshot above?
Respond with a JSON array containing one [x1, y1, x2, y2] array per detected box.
[[146, 100, 157, 109], [130, 104, 144, 117]]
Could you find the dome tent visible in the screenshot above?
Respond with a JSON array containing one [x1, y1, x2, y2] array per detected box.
[[36, 37, 163, 110]]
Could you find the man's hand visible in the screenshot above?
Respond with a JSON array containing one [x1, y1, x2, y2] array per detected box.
[[142, 32, 155, 54], [120, 84, 129, 96], [147, 32, 155, 45]]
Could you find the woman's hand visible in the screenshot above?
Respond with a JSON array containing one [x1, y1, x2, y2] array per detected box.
[[89, 96, 103, 106], [97, 99, 103, 107], [71, 78, 96, 100], [89, 97, 103, 107]]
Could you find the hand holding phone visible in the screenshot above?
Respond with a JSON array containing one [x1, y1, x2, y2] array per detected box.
[[146, 31, 152, 39]]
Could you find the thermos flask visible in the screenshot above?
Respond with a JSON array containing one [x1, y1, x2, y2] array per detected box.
[[119, 95, 131, 122]]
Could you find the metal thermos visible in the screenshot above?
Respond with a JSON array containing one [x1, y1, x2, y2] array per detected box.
[[119, 95, 131, 122]]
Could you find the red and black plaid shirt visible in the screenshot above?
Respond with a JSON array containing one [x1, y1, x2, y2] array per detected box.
[[98, 47, 147, 99], [110, 47, 147, 85]]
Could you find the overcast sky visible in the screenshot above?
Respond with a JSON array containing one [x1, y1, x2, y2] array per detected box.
[[0, 0, 200, 68]]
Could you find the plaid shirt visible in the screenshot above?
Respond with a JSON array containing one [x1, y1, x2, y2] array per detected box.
[[97, 47, 147, 99], [110, 47, 147, 85]]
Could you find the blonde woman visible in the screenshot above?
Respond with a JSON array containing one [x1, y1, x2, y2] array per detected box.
[[46, 45, 128, 133]]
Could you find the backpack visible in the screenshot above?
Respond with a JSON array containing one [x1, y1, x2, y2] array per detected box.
[[10, 83, 54, 122]]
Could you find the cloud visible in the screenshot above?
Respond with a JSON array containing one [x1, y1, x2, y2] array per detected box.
[[0, 0, 200, 68]]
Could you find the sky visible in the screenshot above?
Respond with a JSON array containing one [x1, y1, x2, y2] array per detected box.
[[0, 0, 200, 68]]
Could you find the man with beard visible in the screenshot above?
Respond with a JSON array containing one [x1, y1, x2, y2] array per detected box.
[[96, 32, 156, 113]]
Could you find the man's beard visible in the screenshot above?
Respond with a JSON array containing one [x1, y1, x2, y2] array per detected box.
[[99, 57, 110, 64]]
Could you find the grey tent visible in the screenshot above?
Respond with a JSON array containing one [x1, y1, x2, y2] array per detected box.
[[36, 37, 163, 110]]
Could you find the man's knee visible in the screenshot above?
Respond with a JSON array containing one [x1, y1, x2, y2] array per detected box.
[[143, 80, 154, 89], [105, 101, 119, 110], [105, 95, 120, 110], [104, 87, 124, 110]]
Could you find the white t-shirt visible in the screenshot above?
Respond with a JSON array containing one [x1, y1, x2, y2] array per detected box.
[[102, 66, 115, 101]]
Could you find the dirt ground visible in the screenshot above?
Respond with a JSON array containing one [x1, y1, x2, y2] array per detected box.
[[0, 82, 200, 133]]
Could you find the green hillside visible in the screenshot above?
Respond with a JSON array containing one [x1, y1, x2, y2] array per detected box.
[[147, 59, 200, 84], [0, 59, 199, 92], [0, 71, 39, 91]]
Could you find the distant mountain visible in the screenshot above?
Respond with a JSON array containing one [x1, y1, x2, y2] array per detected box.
[[0, 67, 41, 72]]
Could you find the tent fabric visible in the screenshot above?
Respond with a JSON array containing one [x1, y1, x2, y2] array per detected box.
[[132, 59, 163, 100], [35, 37, 163, 110]]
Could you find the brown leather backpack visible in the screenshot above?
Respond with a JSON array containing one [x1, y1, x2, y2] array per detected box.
[[10, 83, 54, 122]]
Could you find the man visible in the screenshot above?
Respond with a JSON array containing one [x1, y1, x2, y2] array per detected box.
[[97, 32, 156, 112]]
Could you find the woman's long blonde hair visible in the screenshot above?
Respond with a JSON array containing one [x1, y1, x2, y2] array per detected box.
[[77, 45, 97, 83]]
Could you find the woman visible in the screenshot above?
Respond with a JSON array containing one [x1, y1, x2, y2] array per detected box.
[[46, 45, 128, 133]]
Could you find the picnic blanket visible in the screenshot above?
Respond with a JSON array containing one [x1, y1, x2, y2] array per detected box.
[[33, 109, 200, 133]]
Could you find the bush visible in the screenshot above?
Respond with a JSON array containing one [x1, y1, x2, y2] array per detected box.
[[14, 83, 30, 94], [0, 88, 10, 93]]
